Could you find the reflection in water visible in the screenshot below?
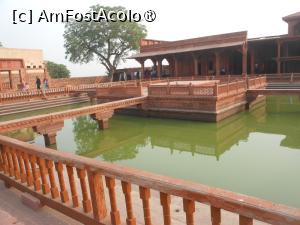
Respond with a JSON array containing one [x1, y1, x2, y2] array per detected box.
[[72, 96, 300, 160]]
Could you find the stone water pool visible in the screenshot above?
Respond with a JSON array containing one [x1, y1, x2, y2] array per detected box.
[[5, 96, 300, 208]]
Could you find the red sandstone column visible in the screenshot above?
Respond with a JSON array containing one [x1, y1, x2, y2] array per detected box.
[[157, 58, 162, 78], [192, 53, 199, 76], [0, 72, 2, 91], [8, 70, 13, 89], [174, 56, 179, 77], [242, 43, 248, 75], [250, 50, 255, 75], [140, 59, 145, 80], [277, 40, 281, 74], [215, 52, 220, 76]]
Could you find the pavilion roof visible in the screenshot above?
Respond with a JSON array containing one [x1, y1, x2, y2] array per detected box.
[[130, 31, 247, 59], [283, 12, 300, 22], [129, 41, 245, 59]]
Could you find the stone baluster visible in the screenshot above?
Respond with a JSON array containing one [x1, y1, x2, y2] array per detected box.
[[105, 177, 121, 225], [183, 199, 195, 225], [160, 192, 171, 225], [0, 145, 9, 175], [15, 150, 26, 183], [38, 158, 50, 194], [46, 160, 59, 199], [121, 181, 137, 225], [11, 148, 20, 180], [77, 168, 92, 213], [211, 206, 221, 225], [139, 186, 152, 225], [6, 147, 14, 177], [66, 165, 79, 207], [55, 161, 69, 203], [239, 215, 253, 225], [22, 152, 33, 187], [29, 155, 41, 191], [88, 171, 107, 221]]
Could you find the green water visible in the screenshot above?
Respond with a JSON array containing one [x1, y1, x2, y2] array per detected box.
[[5, 96, 300, 208]]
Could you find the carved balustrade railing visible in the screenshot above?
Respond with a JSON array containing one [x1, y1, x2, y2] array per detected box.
[[0, 134, 299, 225], [148, 76, 266, 98], [259, 73, 300, 83], [0, 96, 147, 133]]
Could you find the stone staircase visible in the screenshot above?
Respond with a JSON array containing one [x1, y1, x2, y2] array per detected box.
[[267, 82, 300, 89], [0, 94, 90, 116]]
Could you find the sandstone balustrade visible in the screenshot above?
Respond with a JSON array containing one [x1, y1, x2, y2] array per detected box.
[[0, 134, 299, 225]]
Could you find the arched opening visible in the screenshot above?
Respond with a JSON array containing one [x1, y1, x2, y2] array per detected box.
[[161, 58, 170, 77], [144, 58, 155, 79]]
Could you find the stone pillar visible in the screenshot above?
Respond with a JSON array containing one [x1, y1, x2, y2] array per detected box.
[[33, 121, 64, 147], [0, 72, 2, 91], [277, 40, 281, 74], [140, 59, 145, 80], [174, 56, 179, 77], [250, 50, 255, 75], [91, 110, 114, 130], [8, 70, 13, 89], [157, 58, 162, 78], [242, 43, 248, 75], [192, 53, 199, 76], [215, 52, 220, 76]]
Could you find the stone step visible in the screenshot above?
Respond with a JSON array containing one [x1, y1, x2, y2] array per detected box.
[[0, 94, 88, 110], [0, 98, 89, 116], [0, 97, 89, 113], [0, 95, 89, 110]]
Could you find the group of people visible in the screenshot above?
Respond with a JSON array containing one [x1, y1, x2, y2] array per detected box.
[[35, 77, 49, 90]]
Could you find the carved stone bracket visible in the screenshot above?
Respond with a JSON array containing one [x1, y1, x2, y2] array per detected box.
[[90, 110, 114, 130], [33, 121, 64, 147]]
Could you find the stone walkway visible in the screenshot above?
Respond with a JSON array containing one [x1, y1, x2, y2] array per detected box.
[[0, 181, 81, 225]]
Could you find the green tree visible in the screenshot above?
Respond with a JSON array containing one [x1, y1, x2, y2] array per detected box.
[[63, 5, 147, 79], [46, 61, 70, 78], [0, 42, 3, 47]]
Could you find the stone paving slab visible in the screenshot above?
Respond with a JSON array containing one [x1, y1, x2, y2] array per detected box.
[[0, 181, 81, 225]]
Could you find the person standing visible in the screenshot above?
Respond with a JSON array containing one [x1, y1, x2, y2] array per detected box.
[[36, 77, 41, 89], [43, 78, 49, 89]]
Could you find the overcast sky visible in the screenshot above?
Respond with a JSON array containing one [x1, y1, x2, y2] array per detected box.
[[0, 0, 298, 77]]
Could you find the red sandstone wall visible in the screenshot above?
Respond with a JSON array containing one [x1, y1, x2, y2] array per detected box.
[[96, 86, 142, 97], [49, 76, 109, 88]]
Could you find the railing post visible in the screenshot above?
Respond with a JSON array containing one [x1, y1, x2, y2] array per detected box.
[[30, 155, 41, 191], [46, 160, 59, 199], [121, 181, 137, 225], [11, 148, 20, 180], [105, 177, 121, 225], [15, 150, 26, 183], [66, 165, 79, 208], [183, 199, 195, 225], [239, 215, 253, 225], [22, 152, 33, 187], [211, 206, 221, 225], [55, 161, 69, 203], [139, 186, 152, 225], [38, 158, 50, 194], [160, 192, 171, 225], [77, 168, 92, 213], [88, 170, 107, 221]]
